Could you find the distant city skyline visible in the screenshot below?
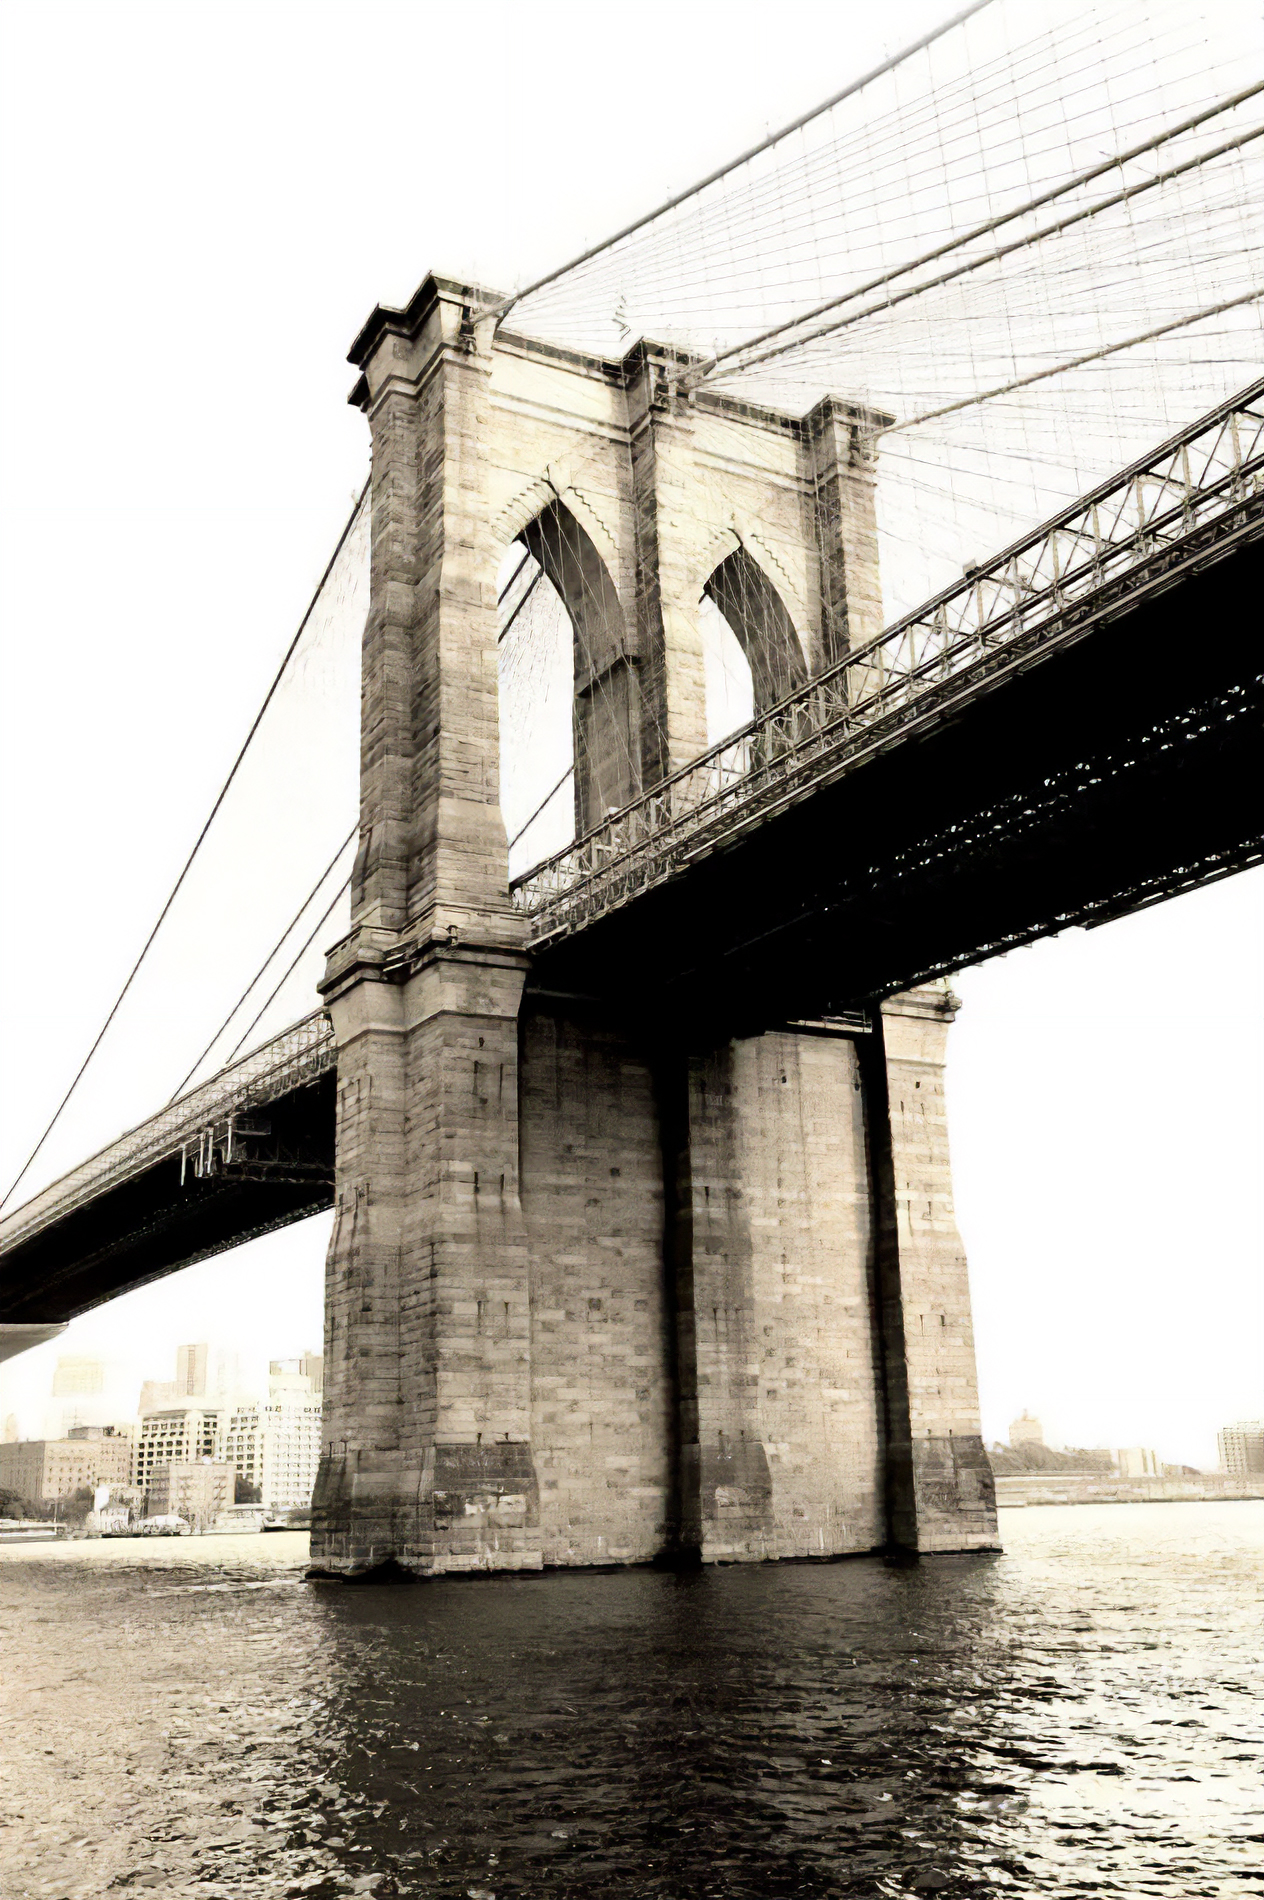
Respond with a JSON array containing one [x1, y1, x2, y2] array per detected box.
[[0, 1285, 325, 1445], [0, 1337, 325, 1521]]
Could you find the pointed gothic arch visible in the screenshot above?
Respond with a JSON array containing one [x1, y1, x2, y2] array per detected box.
[[703, 546, 807, 715], [517, 500, 641, 836]]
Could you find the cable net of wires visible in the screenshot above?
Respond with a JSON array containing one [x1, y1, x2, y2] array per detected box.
[[503, 0, 1263, 620], [135, 497, 368, 1096]]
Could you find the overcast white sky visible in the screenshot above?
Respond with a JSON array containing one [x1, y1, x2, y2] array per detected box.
[[1, 1, 1259, 1468]]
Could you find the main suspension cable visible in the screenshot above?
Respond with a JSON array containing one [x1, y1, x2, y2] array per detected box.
[[491, 0, 995, 328], [165, 824, 359, 1104], [223, 874, 355, 1067], [0, 482, 370, 1214]]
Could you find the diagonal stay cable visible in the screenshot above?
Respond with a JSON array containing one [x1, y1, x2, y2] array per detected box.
[[490, 0, 994, 328], [498, 567, 544, 644], [223, 874, 354, 1066], [686, 80, 1264, 384], [508, 765, 575, 851], [165, 824, 359, 1103], [0, 479, 370, 1214], [498, 546, 532, 604], [888, 289, 1264, 433]]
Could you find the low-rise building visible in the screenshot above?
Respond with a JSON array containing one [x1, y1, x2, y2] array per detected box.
[[146, 1462, 234, 1527], [211, 1503, 266, 1532], [69, 1421, 135, 1459], [0, 1429, 132, 1504], [133, 1408, 224, 1492], [1217, 1421, 1264, 1478], [1116, 1446, 1162, 1479], [87, 1483, 146, 1534]]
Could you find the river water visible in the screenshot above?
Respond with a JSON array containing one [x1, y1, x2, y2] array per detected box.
[[1, 1502, 1260, 1899]]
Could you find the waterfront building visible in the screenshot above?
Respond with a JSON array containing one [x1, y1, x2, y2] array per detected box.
[[218, 1398, 322, 1512], [1217, 1421, 1264, 1478], [146, 1462, 235, 1527], [133, 1407, 224, 1492], [1116, 1446, 1162, 1478], [1009, 1412, 1044, 1448], [268, 1353, 323, 1399], [211, 1502, 267, 1532], [0, 1429, 132, 1503], [68, 1421, 135, 1461], [138, 1343, 243, 1418], [50, 1355, 106, 1397], [87, 1483, 146, 1534]]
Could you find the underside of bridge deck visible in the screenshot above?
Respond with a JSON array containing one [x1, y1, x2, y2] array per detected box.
[[0, 1072, 336, 1325], [531, 538, 1263, 1036]]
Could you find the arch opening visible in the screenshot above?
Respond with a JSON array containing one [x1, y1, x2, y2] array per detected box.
[[499, 502, 640, 865], [497, 540, 575, 879], [700, 595, 755, 749], [703, 546, 807, 718]]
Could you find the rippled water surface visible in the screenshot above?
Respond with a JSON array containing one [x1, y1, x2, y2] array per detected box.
[[1, 1503, 1261, 1899]]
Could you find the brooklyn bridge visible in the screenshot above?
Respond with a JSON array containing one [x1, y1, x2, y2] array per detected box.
[[2, 0, 1260, 1575]]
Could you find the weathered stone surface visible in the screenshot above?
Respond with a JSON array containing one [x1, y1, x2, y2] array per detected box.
[[669, 1029, 885, 1562], [866, 989, 1000, 1553], [312, 274, 997, 1574], [519, 1002, 675, 1566]]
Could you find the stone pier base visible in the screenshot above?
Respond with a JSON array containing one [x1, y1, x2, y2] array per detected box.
[[310, 986, 998, 1576]]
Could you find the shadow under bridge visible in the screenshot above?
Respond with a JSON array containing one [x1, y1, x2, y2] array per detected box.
[[0, 1015, 335, 1326]]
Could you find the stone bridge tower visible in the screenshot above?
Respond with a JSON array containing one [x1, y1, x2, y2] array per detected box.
[[311, 275, 998, 1576]]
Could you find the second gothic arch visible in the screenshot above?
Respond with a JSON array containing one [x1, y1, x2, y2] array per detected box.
[[703, 545, 807, 715]]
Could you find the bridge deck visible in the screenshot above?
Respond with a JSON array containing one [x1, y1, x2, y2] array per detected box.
[[514, 377, 1264, 945], [0, 1015, 335, 1321]]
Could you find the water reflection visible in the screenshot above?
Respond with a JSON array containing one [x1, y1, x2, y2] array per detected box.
[[1, 1504, 1260, 1897]]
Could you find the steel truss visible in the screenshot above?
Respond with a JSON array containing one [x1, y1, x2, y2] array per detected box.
[[0, 1012, 333, 1256], [513, 378, 1264, 945], [807, 677, 1264, 1001]]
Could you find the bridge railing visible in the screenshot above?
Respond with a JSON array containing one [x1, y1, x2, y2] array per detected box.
[[0, 1011, 335, 1255], [513, 376, 1264, 943]]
